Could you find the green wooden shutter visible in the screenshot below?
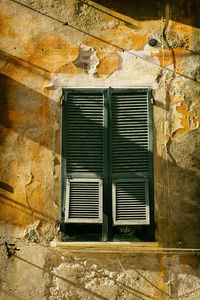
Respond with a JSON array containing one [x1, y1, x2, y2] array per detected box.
[[63, 90, 104, 223], [111, 89, 152, 225], [62, 88, 153, 232], [112, 178, 150, 224], [65, 179, 103, 223]]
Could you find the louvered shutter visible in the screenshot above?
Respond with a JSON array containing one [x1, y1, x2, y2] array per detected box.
[[63, 90, 104, 223], [112, 179, 150, 224], [65, 179, 103, 223], [111, 90, 152, 225]]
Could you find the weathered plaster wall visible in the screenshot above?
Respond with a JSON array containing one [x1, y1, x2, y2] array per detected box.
[[0, 0, 200, 299], [1, 241, 200, 300]]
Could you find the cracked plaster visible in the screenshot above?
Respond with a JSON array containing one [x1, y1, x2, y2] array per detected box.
[[0, 0, 200, 299]]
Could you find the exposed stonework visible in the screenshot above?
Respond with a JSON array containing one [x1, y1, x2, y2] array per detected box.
[[0, 242, 200, 300], [73, 44, 99, 75], [165, 29, 184, 49]]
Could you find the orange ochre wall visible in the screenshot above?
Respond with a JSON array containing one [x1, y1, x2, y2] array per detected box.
[[0, 1, 200, 299]]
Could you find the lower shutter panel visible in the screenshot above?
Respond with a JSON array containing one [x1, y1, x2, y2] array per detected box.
[[113, 179, 150, 225], [65, 179, 103, 223]]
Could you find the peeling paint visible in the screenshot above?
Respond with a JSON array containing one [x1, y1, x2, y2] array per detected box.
[[73, 44, 99, 75], [0, 0, 200, 298]]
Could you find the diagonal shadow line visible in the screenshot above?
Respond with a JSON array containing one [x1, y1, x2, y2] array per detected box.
[[113, 280, 156, 300], [14, 255, 109, 300], [134, 269, 170, 298], [0, 50, 51, 76], [78, 0, 138, 29], [10, 247, 200, 300], [78, 261, 156, 300], [15, 254, 154, 300], [175, 287, 200, 299], [0, 194, 57, 222], [0, 181, 14, 193], [114, 253, 170, 298], [8, 0, 200, 84], [91, 0, 200, 28]]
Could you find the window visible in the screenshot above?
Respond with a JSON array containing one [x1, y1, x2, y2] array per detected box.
[[61, 88, 154, 242]]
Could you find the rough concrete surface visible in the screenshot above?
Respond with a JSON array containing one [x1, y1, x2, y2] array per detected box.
[[0, 241, 200, 300]]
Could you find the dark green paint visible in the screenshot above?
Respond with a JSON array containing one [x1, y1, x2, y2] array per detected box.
[[61, 88, 154, 241]]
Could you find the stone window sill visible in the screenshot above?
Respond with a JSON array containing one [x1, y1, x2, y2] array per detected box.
[[54, 242, 200, 254], [55, 242, 160, 253]]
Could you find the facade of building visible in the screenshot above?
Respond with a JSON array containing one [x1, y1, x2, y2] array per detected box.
[[0, 0, 200, 299]]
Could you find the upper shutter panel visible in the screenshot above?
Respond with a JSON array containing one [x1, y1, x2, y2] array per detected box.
[[111, 92, 149, 174], [65, 92, 104, 175]]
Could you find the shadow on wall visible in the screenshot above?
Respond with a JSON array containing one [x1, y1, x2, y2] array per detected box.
[[0, 72, 199, 247], [90, 0, 200, 28], [12, 253, 170, 299], [0, 72, 61, 229], [1, 252, 199, 300]]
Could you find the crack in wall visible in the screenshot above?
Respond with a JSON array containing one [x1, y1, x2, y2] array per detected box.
[[25, 172, 34, 222]]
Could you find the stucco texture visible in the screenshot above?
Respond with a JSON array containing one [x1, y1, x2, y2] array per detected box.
[[0, 0, 200, 299]]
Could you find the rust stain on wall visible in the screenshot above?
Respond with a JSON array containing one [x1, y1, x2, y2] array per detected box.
[[157, 254, 167, 300], [111, 25, 148, 50], [180, 256, 200, 268], [151, 47, 188, 68], [176, 103, 190, 129]]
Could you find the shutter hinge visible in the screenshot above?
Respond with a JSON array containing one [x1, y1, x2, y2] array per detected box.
[[60, 95, 64, 105], [61, 92, 68, 105], [151, 97, 155, 105]]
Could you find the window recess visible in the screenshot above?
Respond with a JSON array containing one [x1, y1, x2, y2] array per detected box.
[[61, 88, 154, 242]]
